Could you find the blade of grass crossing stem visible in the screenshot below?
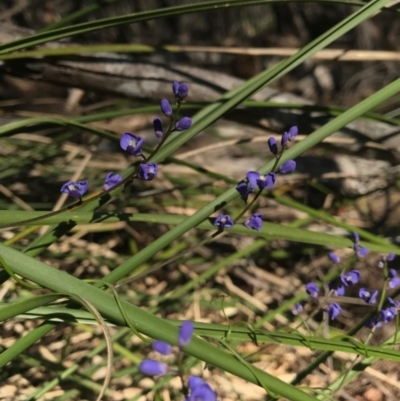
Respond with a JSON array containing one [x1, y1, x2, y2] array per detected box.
[[0, 243, 318, 401], [0, 0, 389, 55]]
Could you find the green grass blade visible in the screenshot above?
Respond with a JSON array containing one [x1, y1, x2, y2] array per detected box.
[[0, 294, 61, 321], [0, 0, 348, 55], [39, 0, 122, 32], [0, 210, 397, 252], [0, 243, 318, 401]]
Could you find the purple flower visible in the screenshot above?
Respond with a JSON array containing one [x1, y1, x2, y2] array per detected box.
[[356, 247, 369, 258], [353, 232, 360, 244], [246, 171, 276, 191], [380, 307, 397, 323], [340, 270, 360, 286], [139, 360, 168, 376], [329, 280, 345, 296], [214, 214, 234, 230], [138, 163, 158, 181], [178, 320, 194, 348], [279, 160, 296, 174], [268, 137, 278, 155], [325, 302, 341, 320], [173, 81, 189, 100], [120, 133, 144, 156], [236, 181, 251, 202], [292, 303, 303, 315], [175, 117, 192, 131], [61, 180, 88, 199], [328, 252, 341, 264], [359, 288, 378, 304], [153, 117, 163, 138], [305, 282, 319, 298], [388, 269, 400, 289], [387, 253, 396, 262], [281, 131, 290, 147], [187, 379, 217, 401], [288, 126, 298, 141], [160, 99, 173, 117], [152, 340, 173, 356], [103, 172, 122, 191], [244, 213, 263, 231]]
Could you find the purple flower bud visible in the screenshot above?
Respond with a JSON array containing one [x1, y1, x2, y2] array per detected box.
[[246, 171, 276, 191], [340, 270, 360, 286], [325, 302, 341, 320], [244, 213, 263, 231], [359, 288, 378, 304], [281, 131, 290, 147], [388, 269, 400, 289], [177, 83, 189, 99], [357, 247, 369, 258], [152, 340, 173, 355], [236, 181, 251, 202], [138, 162, 158, 181], [291, 303, 303, 315], [120, 133, 144, 156], [103, 172, 122, 191], [175, 117, 192, 131], [387, 253, 396, 262], [172, 81, 180, 97], [61, 180, 88, 199], [153, 117, 163, 138], [178, 320, 194, 348], [267, 137, 278, 155], [329, 280, 345, 296], [214, 214, 234, 230], [380, 307, 397, 323], [288, 126, 298, 141], [139, 360, 168, 376], [328, 252, 341, 264], [305, 282, 319, 298], [279, 160, 296, 174], [353, 232, 360, 244], [160, 99, 173, 117], [173, 81, 189, 100], [188, 375, 205, 390]]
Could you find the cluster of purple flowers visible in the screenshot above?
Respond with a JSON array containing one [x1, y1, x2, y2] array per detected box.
[[302, 245, 399, 326], [60, 81, 192, 199], [139, 321, 217, 401], [214, 127, 298, 233]]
